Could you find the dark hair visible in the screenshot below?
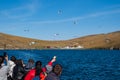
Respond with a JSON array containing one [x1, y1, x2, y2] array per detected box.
[[16, 59, 23, 67], [0, 56, 4, 68], [35, 61, 42, 76], [10, 56, 16, 63], [53, 64, 62, 76]]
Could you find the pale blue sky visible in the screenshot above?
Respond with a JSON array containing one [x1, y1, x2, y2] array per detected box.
[[0, 0, 120, 40]]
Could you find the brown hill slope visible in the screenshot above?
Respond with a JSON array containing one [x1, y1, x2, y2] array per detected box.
[[68, 31, 120, 49], [0, 31, 120, 49]]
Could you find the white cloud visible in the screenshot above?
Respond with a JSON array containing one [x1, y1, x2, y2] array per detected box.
[[29, 9, 120, 24], [0, 0, 39, 19]]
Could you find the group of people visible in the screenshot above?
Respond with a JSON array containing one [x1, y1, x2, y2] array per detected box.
[[0, 52, 62, 80]]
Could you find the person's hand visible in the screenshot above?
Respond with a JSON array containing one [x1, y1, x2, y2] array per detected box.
[[51, 56, 56, 63], [4, 55, 8, 61]]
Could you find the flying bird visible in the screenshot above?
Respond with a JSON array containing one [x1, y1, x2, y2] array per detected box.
[[73, 20, 78, 24], [54, 33, 59, 36], [24, 29, 29, 32], [58, 10, 62, 15]]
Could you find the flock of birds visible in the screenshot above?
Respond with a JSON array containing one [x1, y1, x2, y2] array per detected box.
[[58, 10, 78, 24], [23, 10, 78, 37]]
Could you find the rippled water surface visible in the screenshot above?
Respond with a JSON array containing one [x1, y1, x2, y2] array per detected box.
[[0, 49, 120, 80]]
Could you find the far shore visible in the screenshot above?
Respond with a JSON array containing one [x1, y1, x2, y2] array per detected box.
[[0, 48, 120, 50]]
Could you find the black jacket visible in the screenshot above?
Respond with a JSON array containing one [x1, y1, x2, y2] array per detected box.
[[12, 66, 25, 80]]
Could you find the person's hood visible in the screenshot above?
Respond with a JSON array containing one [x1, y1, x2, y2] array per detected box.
[[8, 60, 15, 66]]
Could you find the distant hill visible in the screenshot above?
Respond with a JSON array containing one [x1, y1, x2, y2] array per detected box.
[[0, 31, 120, 49]]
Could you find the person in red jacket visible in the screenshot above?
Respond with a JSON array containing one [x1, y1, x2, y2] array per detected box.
[[24, 56, 56, 80]]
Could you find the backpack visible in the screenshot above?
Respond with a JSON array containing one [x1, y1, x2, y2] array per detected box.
[[33, 76, 40, 80]]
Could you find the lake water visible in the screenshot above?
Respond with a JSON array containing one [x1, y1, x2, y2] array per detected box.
[[0, 49, 120, 80]]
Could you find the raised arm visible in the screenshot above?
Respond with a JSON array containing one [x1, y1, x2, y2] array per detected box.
[[42, 56, 56, 74]]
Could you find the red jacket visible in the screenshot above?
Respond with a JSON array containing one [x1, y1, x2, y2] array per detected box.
[[24, 61, 53, 80]]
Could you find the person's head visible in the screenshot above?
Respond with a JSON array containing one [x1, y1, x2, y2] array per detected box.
[[25, 59, 34, 70], [28, 59, 34, 64], [35, 61, 42, 76], [53, 64, 62, 76], [0, 56, 4, 67], [16, 59, 23, 67], [10, 56, 16, 63]]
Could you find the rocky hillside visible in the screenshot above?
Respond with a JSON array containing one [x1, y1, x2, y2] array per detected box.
[[0, 31, 120, 49]]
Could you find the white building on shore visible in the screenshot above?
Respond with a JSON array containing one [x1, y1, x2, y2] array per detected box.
[[63, 45, 84, 49]]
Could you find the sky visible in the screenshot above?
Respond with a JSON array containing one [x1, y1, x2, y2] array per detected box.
[[0, 0, 120, 40]]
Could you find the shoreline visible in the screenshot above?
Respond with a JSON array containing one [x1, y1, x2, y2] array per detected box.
[[0, 48, 120, 50]]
